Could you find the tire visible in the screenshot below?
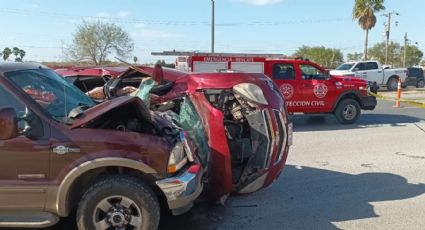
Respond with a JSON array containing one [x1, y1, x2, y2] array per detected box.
[[387, 77, 398, 91], [417, 80, 425, 88], [76, 175, 160, 230], [334, 99, 361, 124]]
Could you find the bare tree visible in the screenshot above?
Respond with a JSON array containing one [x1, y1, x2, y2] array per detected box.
[[67, 21, 134, 66]]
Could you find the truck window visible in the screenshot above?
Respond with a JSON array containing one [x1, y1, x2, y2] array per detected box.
[[353, 63, 365, 71], [272, 64, 295, 80], [0, 85, 44, 137], [365, 62, 378, 70], [0, 85, 25, 112], [5, 69, 95, 119], [300, 64, 327, 80]]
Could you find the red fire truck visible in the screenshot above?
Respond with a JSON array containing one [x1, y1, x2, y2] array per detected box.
[[152, 51, 377, 124]]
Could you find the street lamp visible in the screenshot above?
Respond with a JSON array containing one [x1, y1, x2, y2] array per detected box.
[[211, 0, 215, 53]]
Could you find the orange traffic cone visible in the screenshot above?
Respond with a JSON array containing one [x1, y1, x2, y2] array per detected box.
[[393, 78, 402, 108]]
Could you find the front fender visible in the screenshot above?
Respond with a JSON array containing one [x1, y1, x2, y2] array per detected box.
[[332, 90, 363, 111], [46, 157, 157, 217]]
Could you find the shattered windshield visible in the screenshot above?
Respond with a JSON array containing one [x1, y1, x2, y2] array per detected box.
[[5, 68, 95, 121]]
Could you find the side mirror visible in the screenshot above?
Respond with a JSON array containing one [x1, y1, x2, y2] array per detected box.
[[0, 107, 18, 140], [353, 67, 359, 72]]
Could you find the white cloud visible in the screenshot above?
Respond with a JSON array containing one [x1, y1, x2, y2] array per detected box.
[[233, 0, 283, 6]]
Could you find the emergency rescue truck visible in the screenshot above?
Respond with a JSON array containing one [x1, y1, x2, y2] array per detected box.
[[152, 51, 377, 124]]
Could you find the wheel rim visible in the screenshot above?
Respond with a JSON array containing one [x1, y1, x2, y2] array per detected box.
[[93, 196, 142, 230], [389, 79, 398, 90], [342, 104, 357, 121], [418, 81, 425, 88]]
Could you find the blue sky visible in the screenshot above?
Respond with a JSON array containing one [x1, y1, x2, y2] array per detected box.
[[0, 0, 423, 63]]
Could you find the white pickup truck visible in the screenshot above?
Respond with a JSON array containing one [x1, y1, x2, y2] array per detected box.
[[330, 61, 407, 91]]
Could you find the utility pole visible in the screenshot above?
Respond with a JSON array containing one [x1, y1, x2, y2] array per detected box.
[[403, 32, 408, 68], [211, 0, 215, 53], [383, 11, 399, 65]]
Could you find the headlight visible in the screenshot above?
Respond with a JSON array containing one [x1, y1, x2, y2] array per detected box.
[[167, 142, 188, 174], [233, 83, 268, 105]]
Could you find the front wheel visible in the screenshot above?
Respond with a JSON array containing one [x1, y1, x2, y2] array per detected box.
[[76, 175, 160, 230], [334, 99, 361, 124]]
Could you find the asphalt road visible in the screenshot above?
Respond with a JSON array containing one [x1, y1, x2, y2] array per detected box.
[[9, 99, 425, 230], [158, 99, 425, 230]]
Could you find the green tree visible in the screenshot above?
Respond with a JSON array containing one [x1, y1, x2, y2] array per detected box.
[[12, 47, 26, 62], [368, 41, 400, 66], [18, 49, 26, 61], [294, 46, 344, 68], [402, 45, 423, 67], [2, 47, 11, 61], [346, 52, 363, 61], [12, 47, 20, 60], [67, 21, 134, 66], [353, 0, 385, 60], [368, 42, 423, 67]]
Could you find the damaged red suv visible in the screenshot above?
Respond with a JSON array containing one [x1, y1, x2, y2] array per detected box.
[[60, 64, 293, 199]]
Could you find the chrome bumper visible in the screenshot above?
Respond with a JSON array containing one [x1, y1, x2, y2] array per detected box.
[[156, 164, 203, 215]]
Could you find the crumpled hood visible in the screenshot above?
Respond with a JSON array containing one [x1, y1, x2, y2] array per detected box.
[[71, 96, 145, 129]]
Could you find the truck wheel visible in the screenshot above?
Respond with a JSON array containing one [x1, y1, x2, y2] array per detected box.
[[76, 176, 160, 230], [417, 80, 425, 88], [387, 77, 398, 91], [335, 99, 360, 124]]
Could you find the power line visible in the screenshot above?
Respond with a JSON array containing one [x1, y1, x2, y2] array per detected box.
[[0, 8, 350, 27]]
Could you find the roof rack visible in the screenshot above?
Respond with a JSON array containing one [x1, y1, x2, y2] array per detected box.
[[151, 50, 288, 58]]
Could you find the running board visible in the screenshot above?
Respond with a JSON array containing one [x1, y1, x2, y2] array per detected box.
[[0, 212, 59, 228]]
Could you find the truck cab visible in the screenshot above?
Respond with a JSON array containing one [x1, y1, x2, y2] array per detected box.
[[264, 59, 377, 124], [331, 60, 407, 91]]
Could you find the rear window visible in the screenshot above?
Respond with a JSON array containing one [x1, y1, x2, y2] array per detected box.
[[407, 68, 423, 77]]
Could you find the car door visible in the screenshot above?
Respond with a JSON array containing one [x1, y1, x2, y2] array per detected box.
[[297, 63, 337, 112], [356, 62, 382, 83], [0, 83, 50, 211], [266, 61, 304, 113]]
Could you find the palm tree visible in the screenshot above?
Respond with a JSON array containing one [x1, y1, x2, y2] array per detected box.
[[19, 49, 26, 61], [2, 47, 12, 61], [353, 0, 385, 60], [12, 47, 20, 60]]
